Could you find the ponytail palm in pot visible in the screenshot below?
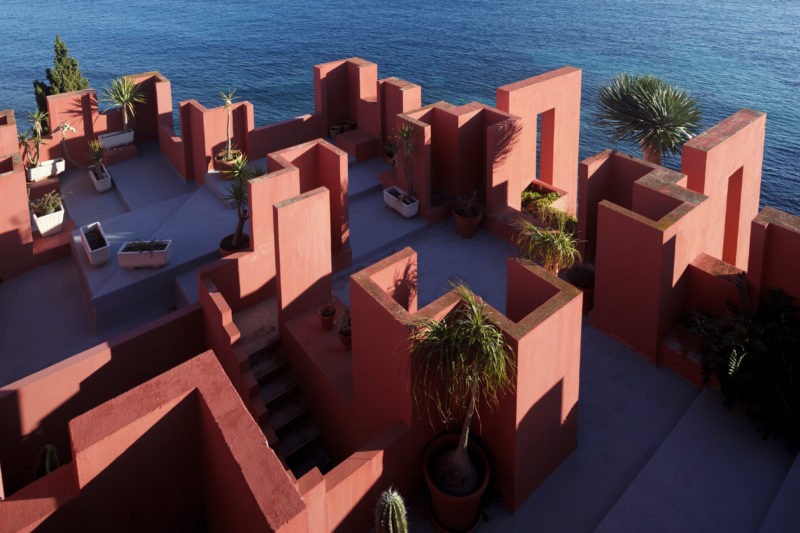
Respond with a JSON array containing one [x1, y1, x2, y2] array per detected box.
[[220, 154, 264, 255], [410, 284, 515, 531], [99, 76, 146, 149]]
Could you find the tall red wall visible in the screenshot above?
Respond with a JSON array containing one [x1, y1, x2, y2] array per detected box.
[[682, 109, 766, 270], [747, 207, 800, 305], [0, 154, 34, 281], [497, 67, 582, 214]]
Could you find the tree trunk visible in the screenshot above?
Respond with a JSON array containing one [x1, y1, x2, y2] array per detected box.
[[226, 108, 232, 159], [642, 145, 661, 165], [123, 107, 128, 131]]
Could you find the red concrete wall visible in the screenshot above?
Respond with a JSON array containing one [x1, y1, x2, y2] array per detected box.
[[682, 109, 766, 270], [0, 110, 17, 154], [248, 113, 326, 159], [0, 154, 34, 281], [0, 306, 206, 497], [315, 60, 349, 128], [747, 207, 800, 305], [380, 78, 422, 146], [274, 187, 333, 322], [497, 67, 582, 215]]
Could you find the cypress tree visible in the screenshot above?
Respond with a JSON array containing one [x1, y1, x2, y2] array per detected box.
[[33, 36, 89, 131]]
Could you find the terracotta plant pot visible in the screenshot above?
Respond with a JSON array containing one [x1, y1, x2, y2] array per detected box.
[[219, 233, 250, 257], [423, 433, 490, 532], [452, 208, 483, 239], [328, 125, 342, 139], [319, 304, 336, 330], [213, 149, 242, 172]]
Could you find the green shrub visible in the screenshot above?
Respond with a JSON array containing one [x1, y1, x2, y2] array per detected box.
[[688, 275, 800, 447]]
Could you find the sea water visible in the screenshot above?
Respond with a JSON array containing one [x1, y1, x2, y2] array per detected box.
[[1, 0, 797, 215]]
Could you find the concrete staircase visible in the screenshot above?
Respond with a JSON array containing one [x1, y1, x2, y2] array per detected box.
[[232, 300, 331, 480]]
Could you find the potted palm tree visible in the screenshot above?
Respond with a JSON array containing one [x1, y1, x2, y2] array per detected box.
[[515, 216, 581, 275], [597, 73, 702, 165], [214, 88, 243, 172], [410, 284, 515, 531], [219, 154, 264, 255], [383, 124, 419, 218], [99, 76, 146, 149], [86, 138, 112, 192]]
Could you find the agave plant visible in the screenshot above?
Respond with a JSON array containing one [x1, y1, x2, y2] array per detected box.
[[597, 73, 702, 164], [223, 153, 264, 250], [410, 283, 515, 496], [102, 76, 146, 131], [88, 138, 103, 164], [515, 216, 581, 275]]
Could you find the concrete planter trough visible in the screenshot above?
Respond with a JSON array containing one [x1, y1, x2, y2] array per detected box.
[[25, 158, 65, 182], [383, 186, 419, 218], [117, 240, 172, 269], [80, 222, 111, 267], [98, 129, 134, 150], [88, 163, 113, 192], [32, 205, 65, 236]]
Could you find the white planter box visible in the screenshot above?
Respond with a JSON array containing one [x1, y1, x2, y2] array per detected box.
[[383, 186, 419, 218], [117, 240, 172, 269], [25, 158, 66, 182], [32, 205, 65, 236], [88, 163, 113, 192], [80, 222, 111, 266], [98, 129, 134, 149]]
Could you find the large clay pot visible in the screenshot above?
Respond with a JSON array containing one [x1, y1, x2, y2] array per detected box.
[[423, 433, 490, 532], [452, 208, 483, 239], [219, 233, 250, 257], [319, 304, 336, 330]]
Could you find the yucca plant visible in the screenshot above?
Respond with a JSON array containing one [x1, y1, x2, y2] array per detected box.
[[88, 138, 103, 164], [410, 283, 515, 496], [597, 73, 702, 164], [102, 76, 146, 131], [374, 487, 408, 533], [223, 153, 264, 251], [28, 110, 48, 141], [515, 216, 581, 275], [219, 88, 239, 163], [394, 124, 416, 200], [18, 130, 43, 167]]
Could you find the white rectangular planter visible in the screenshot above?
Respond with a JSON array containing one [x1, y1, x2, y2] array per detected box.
[[32, 206, 65, 236], [117, 240, 172, 269], [88, 163, 112, 192], [98, 129, 134, 150], [25, 158, 66, 182], [80, 222, 111, 267], [383, 186, 419, 218]]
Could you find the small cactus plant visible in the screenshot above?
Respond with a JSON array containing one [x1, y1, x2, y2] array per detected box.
[[374, 487, 408, 533]]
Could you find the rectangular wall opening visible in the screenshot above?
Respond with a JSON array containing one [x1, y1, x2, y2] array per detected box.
[[722, 167, 744, 265], [539, 108, 556, 185]]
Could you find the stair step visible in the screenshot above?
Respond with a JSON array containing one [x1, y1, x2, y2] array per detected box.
[[278, 418, 320, 459], [249, 349, 288, 383], [268, 394, 310, 432], [287, 442, 333, 479], [596, 389, 794, 533], [233, 298, 279, 355], [259, 371, 298, 405]]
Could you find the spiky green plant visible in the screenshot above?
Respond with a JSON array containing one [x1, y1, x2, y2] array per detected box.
[[374, 487, 408, 533], [394, 124, 416, 199], [597, 73, 702, 164], [102, 76, 146, 131], [28, 110, 48, 141], [18, 130, 43, 167], [515, 216, 581, 275], [220, 88, 238, 161], [410, 283, 515, 496], [223, 153, 264, 250], [31, 191, 62, 217], [88, 138, 103, 163]]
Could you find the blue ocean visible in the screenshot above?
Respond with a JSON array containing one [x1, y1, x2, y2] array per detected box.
[[1, 0, 798, 215]]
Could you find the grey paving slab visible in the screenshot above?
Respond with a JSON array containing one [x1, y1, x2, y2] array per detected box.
[[348, 157, 388, 198], [347, 189, 427, 263], [109, 143, 196, 210], [60, 166, 127, 227], [596, 388, 794, 533], [760, 452, 800, 532], [0, 258, 171, 387]]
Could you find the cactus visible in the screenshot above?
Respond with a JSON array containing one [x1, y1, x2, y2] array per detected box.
[[374, 487, 408, 533]]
